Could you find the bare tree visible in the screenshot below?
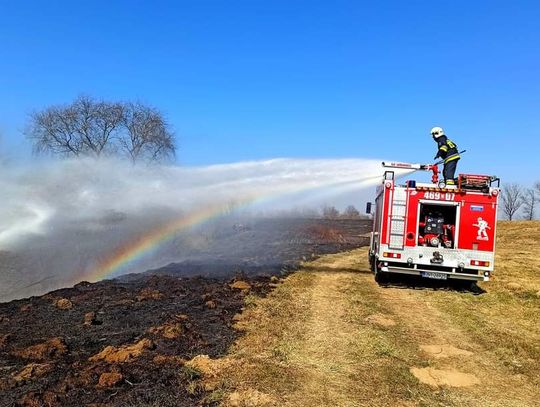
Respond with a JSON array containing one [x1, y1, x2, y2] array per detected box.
[[120, 102, 175, 163], [25, 95, 175, 163], [298, 207, 321, 218], [342, 205, 360, 219], [521, 187, 537, 220], [26, 95, 123, 157], [501, 183, 523, 220], [322, 205, 340, 219]]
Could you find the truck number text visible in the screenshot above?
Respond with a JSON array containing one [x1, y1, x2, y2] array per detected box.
[[423, 191, 455, 201]]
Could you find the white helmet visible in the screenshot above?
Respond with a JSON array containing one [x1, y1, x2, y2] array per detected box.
[[431, 126, 445, 138]]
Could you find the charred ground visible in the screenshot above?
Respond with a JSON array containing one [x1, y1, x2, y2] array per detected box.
[[0, 219, 370, 407]]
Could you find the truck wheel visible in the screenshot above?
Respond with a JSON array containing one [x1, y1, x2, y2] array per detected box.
[[371, 258, 378, 274], [469, 282, 483, 295], [374, 270, 388, 284], [373, 261, 388, 284]]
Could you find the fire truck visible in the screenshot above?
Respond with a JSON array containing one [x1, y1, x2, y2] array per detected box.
[[367, 161, 500, 283]]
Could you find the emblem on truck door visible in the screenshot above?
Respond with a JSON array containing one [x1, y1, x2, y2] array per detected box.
[[473, 217, 491, 241]]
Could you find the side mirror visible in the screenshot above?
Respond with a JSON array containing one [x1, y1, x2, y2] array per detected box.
[[366, 202, 372, 214]]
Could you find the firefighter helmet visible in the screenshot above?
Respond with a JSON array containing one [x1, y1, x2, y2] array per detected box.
[[431, 126, 445, 138]]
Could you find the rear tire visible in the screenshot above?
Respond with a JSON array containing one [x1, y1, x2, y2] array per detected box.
[[374, 269, 388, 284], [371, 257, 377, 274], [469, 281, 483, 295], [373, 260, 389, 284]]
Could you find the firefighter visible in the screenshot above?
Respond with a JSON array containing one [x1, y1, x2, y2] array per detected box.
[[431, 126, 460, 185]]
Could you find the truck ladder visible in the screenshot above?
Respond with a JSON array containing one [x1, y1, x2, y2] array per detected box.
[[388, 188, 407, 250]]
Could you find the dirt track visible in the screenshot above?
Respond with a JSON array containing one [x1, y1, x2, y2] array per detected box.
[[207, 221, 540, 406]]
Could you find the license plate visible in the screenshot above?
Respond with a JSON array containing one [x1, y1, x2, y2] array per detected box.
[[421, 271, 447, 280]]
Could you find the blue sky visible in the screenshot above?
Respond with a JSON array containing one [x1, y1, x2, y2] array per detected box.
[[0, 0, 539, 184]]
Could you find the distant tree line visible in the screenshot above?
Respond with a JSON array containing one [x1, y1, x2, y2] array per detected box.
[[501, 181, 540, 220], [322, 205, 366, 219], [25, 95, 176, 163], [254, 205, 367, 219]]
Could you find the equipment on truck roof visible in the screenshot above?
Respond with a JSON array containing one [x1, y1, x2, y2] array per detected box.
[[382, 150, 469, 188]]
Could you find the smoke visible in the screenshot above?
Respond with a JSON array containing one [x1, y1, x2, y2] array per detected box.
[[0, 157, 413, 301]]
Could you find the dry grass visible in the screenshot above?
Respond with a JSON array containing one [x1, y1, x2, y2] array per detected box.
[[206, 221, 540, 407], [210, 253, 448, 406], [424, 221, 540, 387]]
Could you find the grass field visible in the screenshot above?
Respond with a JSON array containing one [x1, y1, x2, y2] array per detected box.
[[193, 221, 540, 407]]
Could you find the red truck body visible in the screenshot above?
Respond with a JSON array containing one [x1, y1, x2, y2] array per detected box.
[[368, 170, 500, 282]]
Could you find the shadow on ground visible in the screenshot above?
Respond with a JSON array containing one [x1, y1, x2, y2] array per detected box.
[[377, 273, 486, 295], [301, 265, 373, 275]]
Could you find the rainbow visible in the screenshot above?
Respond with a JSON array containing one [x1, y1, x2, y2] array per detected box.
[[82, 177, 374, 283], [83, 202, 230, 283]]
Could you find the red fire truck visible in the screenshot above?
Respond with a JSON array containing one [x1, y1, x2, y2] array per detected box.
[[367, 162, 500, 283]]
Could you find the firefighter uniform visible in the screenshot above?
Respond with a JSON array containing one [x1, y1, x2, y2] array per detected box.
[[434, 136, 460, 185]]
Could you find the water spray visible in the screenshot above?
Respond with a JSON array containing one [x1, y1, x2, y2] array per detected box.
[[0, 157, 407, 301]]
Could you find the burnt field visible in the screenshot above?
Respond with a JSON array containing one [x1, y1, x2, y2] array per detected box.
[[140, 218, 371, 279], [0, 219, 370, 407], [1, 217, 370, 302]]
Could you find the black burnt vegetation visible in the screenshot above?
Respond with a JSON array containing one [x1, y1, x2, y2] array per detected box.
[[0, 219, 370, 407], [0, 275, 271, 407]]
